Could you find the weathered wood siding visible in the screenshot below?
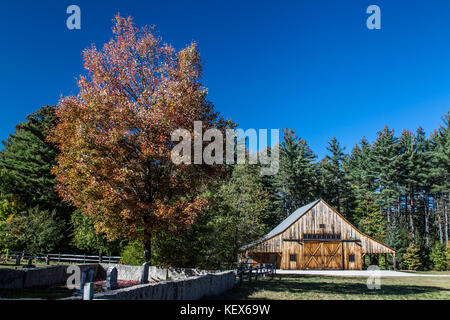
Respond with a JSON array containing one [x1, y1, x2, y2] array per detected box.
[[281, 241, 302, 269], [247, 252, 282, 269], [343, 242, 362, 270]]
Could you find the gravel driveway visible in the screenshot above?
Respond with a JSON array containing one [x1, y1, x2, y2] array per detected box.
[[276, 270, 450, 277]]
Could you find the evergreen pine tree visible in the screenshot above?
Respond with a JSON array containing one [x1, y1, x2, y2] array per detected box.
[[320, 137, 349, 214], [429, 243, 448, 271], [358, 195, 387, 241], [398, 130, 418, 241], [0, 106, 74, 252], [429, 112, 450, 245], [403, 243, 423, 271], [370, 126, 400, 223], [276, 128, 318, 220], [346, 138, 376, 224], [0, 106, 71, 216], [386, 219, 409, 267]]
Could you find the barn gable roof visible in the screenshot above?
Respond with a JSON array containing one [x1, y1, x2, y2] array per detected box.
[[241, 199, 320, 251]]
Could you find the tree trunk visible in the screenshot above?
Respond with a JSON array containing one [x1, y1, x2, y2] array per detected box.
[[444, 194, 449, 244], [424, 192, 430, 248], [405, 193, 408, 221], [143, 236, 152, 263], [386, 207, 391, 224], [409, 186, 415, 242], [232, 225, 239, 268], [437, 199, 443, 244]]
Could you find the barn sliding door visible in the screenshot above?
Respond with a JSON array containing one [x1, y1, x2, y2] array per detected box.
[[303, 242, 343, 269], [323, 242, 343, 269], [303, 242, 324, 269]]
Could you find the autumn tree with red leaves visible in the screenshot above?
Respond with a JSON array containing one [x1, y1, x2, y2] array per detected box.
[[49, 15, 230, 262]]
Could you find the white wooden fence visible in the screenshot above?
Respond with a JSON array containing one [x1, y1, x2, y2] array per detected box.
[[3, 249, 121, 265]]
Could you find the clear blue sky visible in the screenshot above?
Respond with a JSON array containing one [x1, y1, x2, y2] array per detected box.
[[1, 0, 449, 158]]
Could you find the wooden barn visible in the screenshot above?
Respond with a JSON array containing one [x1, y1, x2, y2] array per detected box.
[[240, 199, 396, 270]]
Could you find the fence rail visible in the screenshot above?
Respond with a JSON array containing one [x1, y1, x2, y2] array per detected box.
[[2, 249, 121, 265], [236, 262, 276, 285]]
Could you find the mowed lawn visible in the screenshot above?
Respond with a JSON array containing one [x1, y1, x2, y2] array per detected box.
[[216, 274, 450, 300]]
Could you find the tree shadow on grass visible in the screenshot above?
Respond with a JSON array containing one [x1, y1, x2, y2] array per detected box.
[[0, 286, 76, 300], [211, 275, 447, 300]]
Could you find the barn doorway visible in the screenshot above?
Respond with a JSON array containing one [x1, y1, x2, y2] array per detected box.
[[303, 241, 343, 269]]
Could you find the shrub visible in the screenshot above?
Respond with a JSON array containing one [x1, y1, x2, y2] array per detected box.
[[402, 243, 422, 271], [1, 207, 64, 254], [120, 241, 145, 266], [429, 243, 448, 271], [447, 246, 450, 268]]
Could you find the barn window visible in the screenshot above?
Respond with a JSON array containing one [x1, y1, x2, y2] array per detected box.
[[303, 233, 342, 241], [289, 254, 297, 262], [319, 224, 325, 228], [349, 254, 355, 262]]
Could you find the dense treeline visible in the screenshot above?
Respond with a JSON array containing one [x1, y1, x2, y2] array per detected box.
[[0, 105, 448, 270]]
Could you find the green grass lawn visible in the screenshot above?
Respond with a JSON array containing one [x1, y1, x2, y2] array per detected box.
[[214, 274, 450, 300], [401, 270, 450, 275], [0, 261, 73, 269]]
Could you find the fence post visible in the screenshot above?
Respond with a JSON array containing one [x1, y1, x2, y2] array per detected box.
[[58, 253, 61, 263], [5, 249, 9, 262], [83, 282, 94, 300], [15, 254, 21, 266], [45, 255, 50, 265]]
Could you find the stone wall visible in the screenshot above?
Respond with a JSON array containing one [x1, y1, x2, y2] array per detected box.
[[91, 271, 236, 300], [0, 264, 100, 289], [0, 269, 25, 289], [98, 263, 213, 282], [23, 266, 69, 288]]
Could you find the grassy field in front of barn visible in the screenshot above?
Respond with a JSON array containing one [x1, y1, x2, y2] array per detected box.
[[214, 274, 450, 300]]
